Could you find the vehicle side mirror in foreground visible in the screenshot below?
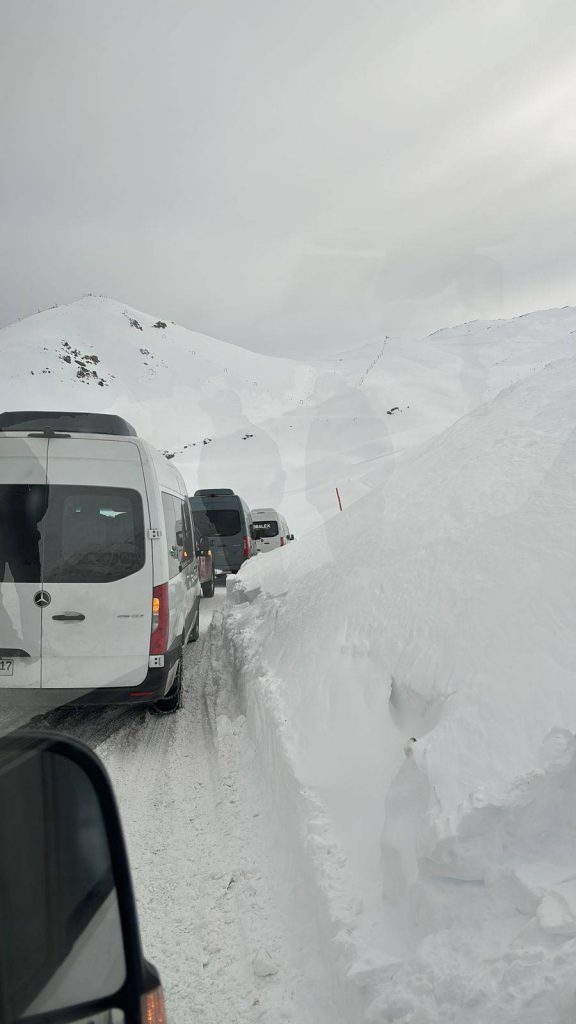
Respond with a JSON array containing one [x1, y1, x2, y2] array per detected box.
[[0, 732, 164, 1024]]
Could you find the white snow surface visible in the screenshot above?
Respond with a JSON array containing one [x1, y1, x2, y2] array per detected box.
[[221, 317, 576, 1020], [3, 297, 576, 1020]]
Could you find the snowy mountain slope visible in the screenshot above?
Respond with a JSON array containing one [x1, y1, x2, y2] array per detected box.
[[223, 341, 576, 1020], [2, 298, 576, 539], [0, 294, 315, 443]]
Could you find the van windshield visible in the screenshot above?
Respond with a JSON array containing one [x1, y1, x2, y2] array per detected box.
[[0, 485, 145, 584], [253, 521, 279, 538], [192, 508, 241, 538]]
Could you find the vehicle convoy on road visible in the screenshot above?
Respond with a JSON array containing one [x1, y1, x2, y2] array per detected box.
[[251, 507, 294, 553], [188, 488, 257, 575], [191, 512, 216, 597], [0, 410, 200, 713]]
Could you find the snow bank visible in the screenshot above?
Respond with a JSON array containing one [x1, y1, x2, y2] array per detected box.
[[223, 336, 576, 1021]]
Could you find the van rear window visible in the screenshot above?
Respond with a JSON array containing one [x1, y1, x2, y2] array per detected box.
[[0, 485, 145, 584], [192, 508, 241, 538], [43, 488, 145, 583], [0, 484, 45, 583], [253, 521, 279, 538]]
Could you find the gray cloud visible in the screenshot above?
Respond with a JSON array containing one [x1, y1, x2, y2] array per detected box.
[[1, 0, 576, 353]]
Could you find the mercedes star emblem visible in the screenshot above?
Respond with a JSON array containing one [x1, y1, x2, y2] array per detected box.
[[33, 590, 52, 608]]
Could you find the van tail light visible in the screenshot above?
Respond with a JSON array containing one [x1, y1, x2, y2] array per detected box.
[[280, 536, 286, 547], [150, 583, 169, 655], [243, 535, 249, 559], [141, 986, 166, 1024]]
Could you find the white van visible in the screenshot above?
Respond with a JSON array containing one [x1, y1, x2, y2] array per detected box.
[[0, 411, 201, 713], [250, 508, 293, 553]]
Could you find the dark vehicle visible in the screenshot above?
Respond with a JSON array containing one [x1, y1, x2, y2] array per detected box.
[[191, 515, 216, 597], [188, 489, 257, 575], [0, 731, 165, 1024]]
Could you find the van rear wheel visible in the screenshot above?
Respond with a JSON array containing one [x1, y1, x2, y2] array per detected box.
[[151, 654, 182, 715]]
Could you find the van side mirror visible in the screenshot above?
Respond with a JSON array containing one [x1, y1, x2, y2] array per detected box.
[[288, 534, 295, 541], [0, 732, 164, 1024]]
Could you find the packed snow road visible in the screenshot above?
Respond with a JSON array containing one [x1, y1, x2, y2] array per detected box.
[[0, 586, 346, 1024]]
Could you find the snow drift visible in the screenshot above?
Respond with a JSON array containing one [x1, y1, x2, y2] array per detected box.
[[223, 315, 576, 1022]]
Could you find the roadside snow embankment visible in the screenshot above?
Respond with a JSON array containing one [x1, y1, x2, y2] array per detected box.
[[222, 354, 576, 1022]]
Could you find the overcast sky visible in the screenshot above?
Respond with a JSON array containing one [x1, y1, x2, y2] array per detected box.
[[2, 0, 576, 354]]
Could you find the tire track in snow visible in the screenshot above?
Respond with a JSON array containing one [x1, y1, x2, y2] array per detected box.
[[87, 607, 345, 1024]]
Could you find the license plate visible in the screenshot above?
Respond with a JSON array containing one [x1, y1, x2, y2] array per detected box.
[[0, 659, 14, 676]]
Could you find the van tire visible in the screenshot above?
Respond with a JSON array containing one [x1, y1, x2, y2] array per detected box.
[[188, 604, 200, 642], [202, 572, 215, 598], [151, 654, 183, 715]]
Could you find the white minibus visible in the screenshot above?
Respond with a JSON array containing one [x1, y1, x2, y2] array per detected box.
[[250, 507, 293, 553], [0, 410, 200, 713]]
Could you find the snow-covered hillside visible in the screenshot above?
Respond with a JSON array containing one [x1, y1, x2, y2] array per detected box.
[[0, 296, 318, 523], [3, 297, 576, 539]]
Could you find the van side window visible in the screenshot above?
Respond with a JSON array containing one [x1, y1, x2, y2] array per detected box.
[[181, 501, 195, 565], [162, 492, 180, 580]]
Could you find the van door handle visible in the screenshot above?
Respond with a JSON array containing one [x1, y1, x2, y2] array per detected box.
[[52, 613, 86, 622]]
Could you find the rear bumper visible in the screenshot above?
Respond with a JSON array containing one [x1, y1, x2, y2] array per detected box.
[[0, 648, 180, 708], [212, 551, 247, 573], [214, 559, 245, 574], [68, 663, 172, 705]]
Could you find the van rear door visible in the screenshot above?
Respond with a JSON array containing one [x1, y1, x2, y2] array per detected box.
[[40, 438, 153, 691], [253, 518, 280, 552], [190, 501, 244, 571], [0, 437, 48, 689]]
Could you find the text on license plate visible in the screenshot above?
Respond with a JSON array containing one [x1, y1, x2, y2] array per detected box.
[[0, 659, 14, 676]]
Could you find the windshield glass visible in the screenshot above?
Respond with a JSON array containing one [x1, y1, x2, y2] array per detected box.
[[253, 521, 279, 538], [191, 508, 241, 538]]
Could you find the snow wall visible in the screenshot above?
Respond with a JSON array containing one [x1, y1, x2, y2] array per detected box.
[[223, 352, 576, 1023]]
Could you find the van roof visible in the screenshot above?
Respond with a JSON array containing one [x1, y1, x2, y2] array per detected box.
[[194, 488, 235, 497], [0, 411, 137, 436], [251, 508, 278, 517]]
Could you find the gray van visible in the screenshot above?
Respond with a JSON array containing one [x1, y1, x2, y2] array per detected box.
[[188, 489, 257, 574]]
